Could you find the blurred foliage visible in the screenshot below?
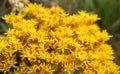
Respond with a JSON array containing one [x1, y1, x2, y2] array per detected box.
[[0, 0, 11, 34], [81, 0, 120, 34]]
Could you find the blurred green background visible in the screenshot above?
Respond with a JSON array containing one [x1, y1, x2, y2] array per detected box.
[[0, 0, 120, 65]]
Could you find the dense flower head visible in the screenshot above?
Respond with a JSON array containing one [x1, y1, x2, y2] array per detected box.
[[0, 3, 120, 74]]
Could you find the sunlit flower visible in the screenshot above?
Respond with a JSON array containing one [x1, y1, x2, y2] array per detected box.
[[0, 3, 119, 74]]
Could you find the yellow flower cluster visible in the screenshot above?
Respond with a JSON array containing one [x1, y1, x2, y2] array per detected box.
[[0, 3, 119, 74]]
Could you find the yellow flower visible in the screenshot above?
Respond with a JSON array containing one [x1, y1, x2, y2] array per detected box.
[[0, 3, 119, 74]]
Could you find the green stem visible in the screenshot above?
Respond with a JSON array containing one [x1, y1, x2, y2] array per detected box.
[[0, 0, 7, 12]]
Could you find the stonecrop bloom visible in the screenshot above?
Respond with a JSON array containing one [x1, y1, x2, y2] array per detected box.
[[0, 3, 119, 74]]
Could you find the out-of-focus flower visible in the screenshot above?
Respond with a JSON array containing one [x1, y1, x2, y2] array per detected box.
[[8, 0, 29, 12]]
